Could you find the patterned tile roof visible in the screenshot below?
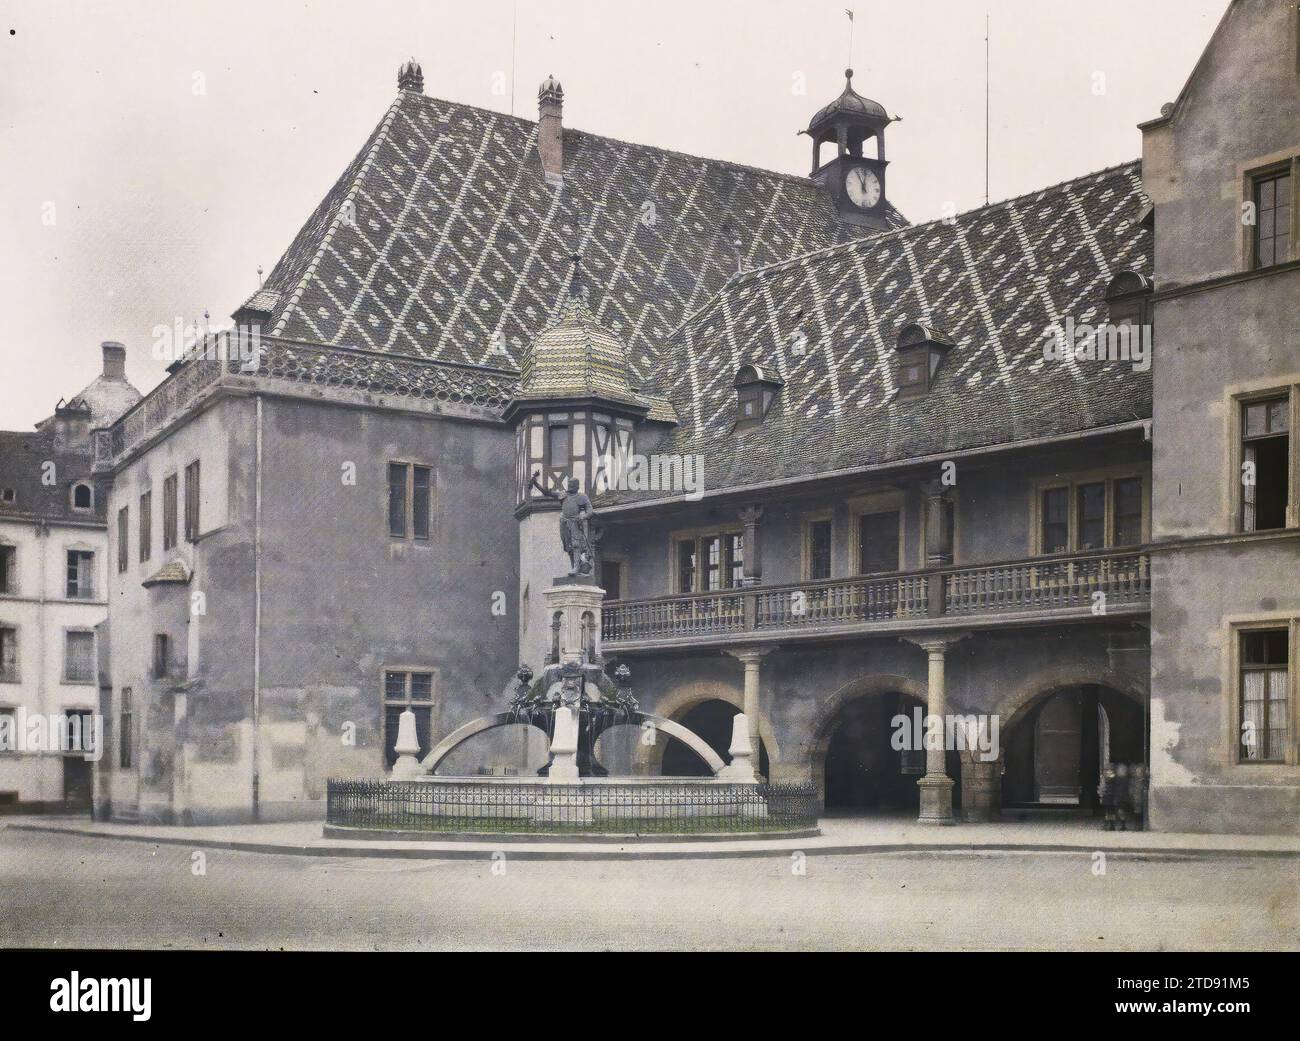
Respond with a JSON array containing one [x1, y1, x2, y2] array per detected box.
[[514, 291, 644, 409], [0, 431, 105, 525], [259, 89, 904, 379], [599, 160, 1153, 504]]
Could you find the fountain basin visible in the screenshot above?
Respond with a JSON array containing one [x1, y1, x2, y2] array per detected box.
[[325, 777, 820, 840]]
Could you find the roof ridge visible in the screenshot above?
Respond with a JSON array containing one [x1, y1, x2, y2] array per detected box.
[[270, 94, 406, 338], [403, 90, 831, 191]]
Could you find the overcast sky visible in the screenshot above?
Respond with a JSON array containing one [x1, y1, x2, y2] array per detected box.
[[1, 0, 1224, 430]]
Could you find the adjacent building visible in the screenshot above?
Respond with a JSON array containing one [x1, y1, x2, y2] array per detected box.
[[0, 343, 141, 812]]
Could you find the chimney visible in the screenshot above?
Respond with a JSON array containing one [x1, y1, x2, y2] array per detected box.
[[101, 341, 126, 380], [537, 75, 564, 184]]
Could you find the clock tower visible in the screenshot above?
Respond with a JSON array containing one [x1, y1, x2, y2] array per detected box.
[[802, 69, 896, 231]]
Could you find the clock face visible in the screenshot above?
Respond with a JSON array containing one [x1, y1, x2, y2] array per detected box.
[[845, 166, 881, 209]]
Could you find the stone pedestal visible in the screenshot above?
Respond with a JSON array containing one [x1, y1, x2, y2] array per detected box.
[[391, 708, 424, 780], [917, 774, 956, 825], [543, 579, 605, 663], [547, 706, 581, 783]]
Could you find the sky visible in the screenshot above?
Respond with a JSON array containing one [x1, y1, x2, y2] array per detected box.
[[0, 0, 1226, 430]]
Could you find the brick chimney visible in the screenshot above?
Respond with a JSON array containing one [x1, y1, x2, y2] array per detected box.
[[538, 75, 564, 184], [101, 341, 126, 380]]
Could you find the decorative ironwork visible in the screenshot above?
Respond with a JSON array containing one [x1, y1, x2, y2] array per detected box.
[[326, 779, 819, 834]]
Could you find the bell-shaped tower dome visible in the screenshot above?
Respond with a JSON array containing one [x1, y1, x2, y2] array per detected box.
[[801, 69, 896, 230]]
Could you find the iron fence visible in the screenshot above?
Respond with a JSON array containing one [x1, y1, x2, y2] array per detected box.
[[326, 779, 819, 835]]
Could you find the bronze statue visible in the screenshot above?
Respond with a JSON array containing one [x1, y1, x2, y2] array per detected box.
[[531, 474, 597, 576]]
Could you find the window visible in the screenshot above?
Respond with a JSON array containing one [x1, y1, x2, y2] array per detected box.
[[119, 688, 133, 769], [152, 634, 171, 680], [382, 670, 435, 769], [0, 488, 14, 504], [547, 424, 571, 472], [388, 462, 432, 539], [733, 365, 781, 428], [1037, 475, 1146, 553], [117, 506, 129, 573], [674, 531, 743, 592], [71, 483, 93, 511], [1113, 477, 1143, 546], [66, 550, 94, 599], [1076, 482, 1106, 551], [808, 519, 832, 581], [550, 612, 562, 663], [139, 491, 152, 563], [162, 474, 178, 550], [601, 559, 624, 601], [677, 539, 696, 593], [1239, 629, 1290, 762], [1252, 170, 1291, 269], [0, 545, 14, 594], [858, 511, 900, 575], [0, 625, 17, 681], [64, 630, 95, 683], [1242, 395, 1290, 532], [183, 460, 200, 542], [1041, 488, 1070, 554]]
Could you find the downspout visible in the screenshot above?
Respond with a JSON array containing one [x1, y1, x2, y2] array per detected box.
[[251, 395, 263, 820]]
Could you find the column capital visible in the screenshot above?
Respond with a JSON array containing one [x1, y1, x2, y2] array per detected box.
[[724, 645, 775, 665], [903, 631, 970, 656], [738, 505, 764, 524]]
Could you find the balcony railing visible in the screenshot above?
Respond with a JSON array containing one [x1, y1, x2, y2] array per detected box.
[[601, 549, 1150, 645]]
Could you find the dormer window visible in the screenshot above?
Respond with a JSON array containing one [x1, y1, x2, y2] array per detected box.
[[1104, 270, 1153, 328], [71, 483, 93, 511], [733, 364, 782, 430], [895, 324, 954, 399]]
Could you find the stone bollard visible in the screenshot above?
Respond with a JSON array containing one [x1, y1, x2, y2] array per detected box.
[[390, 708, 423, 780], [548, 706, 581, 782], [718, 712, 757, 782]]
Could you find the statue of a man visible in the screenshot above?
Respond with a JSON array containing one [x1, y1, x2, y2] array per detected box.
[[531, 474, 596, 576]]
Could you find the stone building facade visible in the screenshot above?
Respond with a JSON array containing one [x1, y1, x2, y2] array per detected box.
[[0, 342, 141, 812], [85, 0, 1295, 833]]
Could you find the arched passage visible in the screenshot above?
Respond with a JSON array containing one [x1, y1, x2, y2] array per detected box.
[[1001, 683, 1145, 812], [660, 698, 770, 778]]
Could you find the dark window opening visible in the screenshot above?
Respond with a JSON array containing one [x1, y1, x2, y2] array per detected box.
[[412, 465, 431, 540], [1077, 482, 1106, 551], [183, 460, 200, 542], [601, 561, 622, 601], [1041, 488, 1070, 554], [0, 545, 14, 594], [139, 491, 152, 563], [1242, 396, 1290, 532], [1113, 477, 1143, 546], [162, 475, 178, 551], [808, 519, 832, 580], [72, 484, 92, 510], [153, 634, 171, 680], [66, 550, 94, 599], [117, 506, 129, 573], [677, 540, 696, 593], [388, 462, 407, 537], [858, 511, 900, 575], [119, 688, 133, 770], [1253, 171, 1291, 269]]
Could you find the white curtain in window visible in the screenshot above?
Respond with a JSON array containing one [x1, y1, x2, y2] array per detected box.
[[1242, 670, 1267, 760], [1268, 667, 1289, 761], [65, 631, 95, 682]]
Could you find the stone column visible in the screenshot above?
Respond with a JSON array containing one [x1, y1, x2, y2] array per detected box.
[[725, 646, 771, 779], [738, 506, 763, 586], [907, 633, 968, 825], [923, 479, 953, 567]]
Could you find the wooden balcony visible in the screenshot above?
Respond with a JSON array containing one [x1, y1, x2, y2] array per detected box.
[[601, 549, 1151, 651]]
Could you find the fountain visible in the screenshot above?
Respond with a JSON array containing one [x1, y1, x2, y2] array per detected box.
[[326, 484, 817, 838]]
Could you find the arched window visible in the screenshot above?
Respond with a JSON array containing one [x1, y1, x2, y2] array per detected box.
[[550, 612, 563, 664], [71, 483, 93, 510]]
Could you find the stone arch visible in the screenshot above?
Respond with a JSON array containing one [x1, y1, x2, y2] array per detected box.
[[637, 677, 779, 771], [803, 673, 929, 784], [996, 664, 1147, 736], [420, 710, 725, 777]]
